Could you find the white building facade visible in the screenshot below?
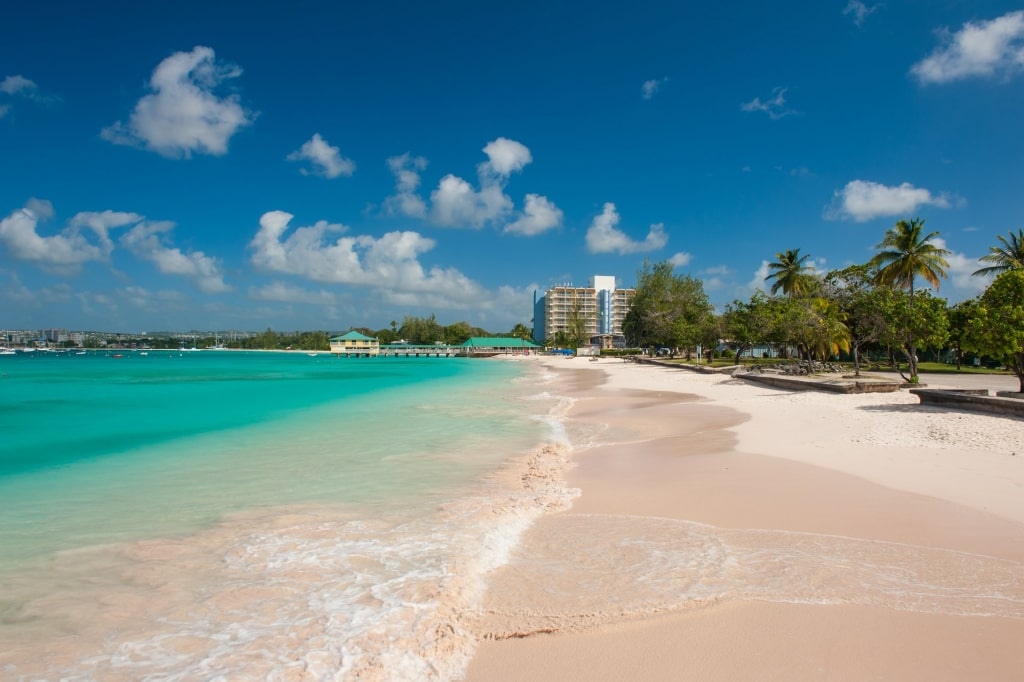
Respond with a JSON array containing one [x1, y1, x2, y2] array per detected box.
[[533, 275, 635, 345]]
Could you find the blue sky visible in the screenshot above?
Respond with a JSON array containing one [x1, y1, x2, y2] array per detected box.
[[2, 1, 1023, 333]]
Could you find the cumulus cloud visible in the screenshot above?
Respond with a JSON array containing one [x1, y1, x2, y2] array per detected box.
[[0, 200, 138, 272], [931, 237, 987, 298], [383, 153, 429, 218], [585, 203, 669, 254], [911, 11, 1024, 84], [0, 75, 37, 95], [120, 220, 230, 292], [430, 175, 512, 228], [428, 137, 531, 228], [642, 77, 668, 100], [286, 133, 355, 178], [479, 137, 532, 177], [249, 210, 485, 307], [747, 260, 772, 292], [382, 138, 558, 234], [503, 193, 563, 236], [69, 210, 145, 257], [669, 252, 692, 267], [101, 46, 255, 157], [827, 180, 951, 222], [740, 87, 797, 120], [843, 1, 879, 27]]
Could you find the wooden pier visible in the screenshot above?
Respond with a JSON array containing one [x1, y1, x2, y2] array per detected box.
[[332, 344, 459, 358]]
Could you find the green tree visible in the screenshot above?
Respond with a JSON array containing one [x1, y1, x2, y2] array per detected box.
[[877, 288, 950, 383], [399, 314, 443, 344], [946, 299, 979, 370], [869, 218, 950, 380], [764, 248, 815, 298], [443, 321, 473, 345], [824, 265, 889, 375], [622, 260, 714, 354], [566, 298, 591, 349], [972, 228, 1024, 278], [722, 292, 774, 363], [965, 270, 1024, 392]]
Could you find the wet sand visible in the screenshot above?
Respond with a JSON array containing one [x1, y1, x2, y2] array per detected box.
[[465, 359, 1024, 681]]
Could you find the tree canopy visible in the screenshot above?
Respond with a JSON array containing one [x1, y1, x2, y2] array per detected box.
[[622, 260, 714, 353], [965, 269, 1024, 392]]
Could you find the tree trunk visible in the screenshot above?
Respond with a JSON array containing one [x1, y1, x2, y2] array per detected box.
[[907, 340, 919, 381]]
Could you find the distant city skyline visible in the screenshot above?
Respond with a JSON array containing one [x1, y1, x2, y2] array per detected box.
[[2, 2, 1022, 332]]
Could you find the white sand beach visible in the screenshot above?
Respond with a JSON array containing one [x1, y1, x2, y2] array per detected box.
[[465, 357, 1024, 681]]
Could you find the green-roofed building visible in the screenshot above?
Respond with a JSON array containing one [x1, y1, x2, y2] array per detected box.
[[459, 337, 540, 357], [329, 331, 380, 356]]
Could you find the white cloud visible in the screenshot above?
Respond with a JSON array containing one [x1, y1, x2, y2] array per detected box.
[[0, 74, 57, 117], [932, 237, 986, 299], [843, 1, 879, 27], [69, 210, 144, 257], [480, 137, 532, 178], [740, 87, 797, 120], [911, 11, 1024, 84], [101, 46, 254, 158], [827, 180, 951, 222], [430, 174, 512, 229], [249, 210, 485, 307], [251, 281, 339, 304], [286, 133, 355, 178], [503, 193, 563, 236], [642, 77, 668, 100], [669, 252, 693, 267], [383, 153, 429, 218], [585, 203, 669, 254], [747, 260, 771, 292], [0, 200, 129, 272], [385, 138, 551, 233], [0, 75, 37, 95], [120, 220, 230, 293]]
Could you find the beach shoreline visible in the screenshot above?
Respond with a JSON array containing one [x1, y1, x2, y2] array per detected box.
[[464, 356, 1024, 681]]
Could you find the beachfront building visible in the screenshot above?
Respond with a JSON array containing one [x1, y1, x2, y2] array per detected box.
[[533, 275, 635, 346], [459, 337, 541, 357], [329, 331, 380, 357]]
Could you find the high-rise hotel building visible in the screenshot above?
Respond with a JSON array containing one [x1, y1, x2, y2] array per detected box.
[[533, 275, 635, 345]]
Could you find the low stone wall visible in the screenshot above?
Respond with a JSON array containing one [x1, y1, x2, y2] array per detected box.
[[909, 388, 1024, 418], [736, 372, 902, 394]]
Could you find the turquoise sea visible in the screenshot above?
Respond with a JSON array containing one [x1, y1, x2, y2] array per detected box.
[[0, 350, 569, 680]]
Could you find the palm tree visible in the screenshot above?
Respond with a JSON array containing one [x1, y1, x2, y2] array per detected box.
[[869, 218, 950, 299], [510, 322, 532, 341], [868, 218, 950, 381], [972, 228, 1024, 277], [765, 248, 814, 297]]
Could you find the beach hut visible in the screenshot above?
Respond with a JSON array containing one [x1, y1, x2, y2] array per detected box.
[[329, 331, 380, 357]]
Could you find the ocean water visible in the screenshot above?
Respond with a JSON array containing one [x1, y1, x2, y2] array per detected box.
[[0, 350, 571, 681]]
